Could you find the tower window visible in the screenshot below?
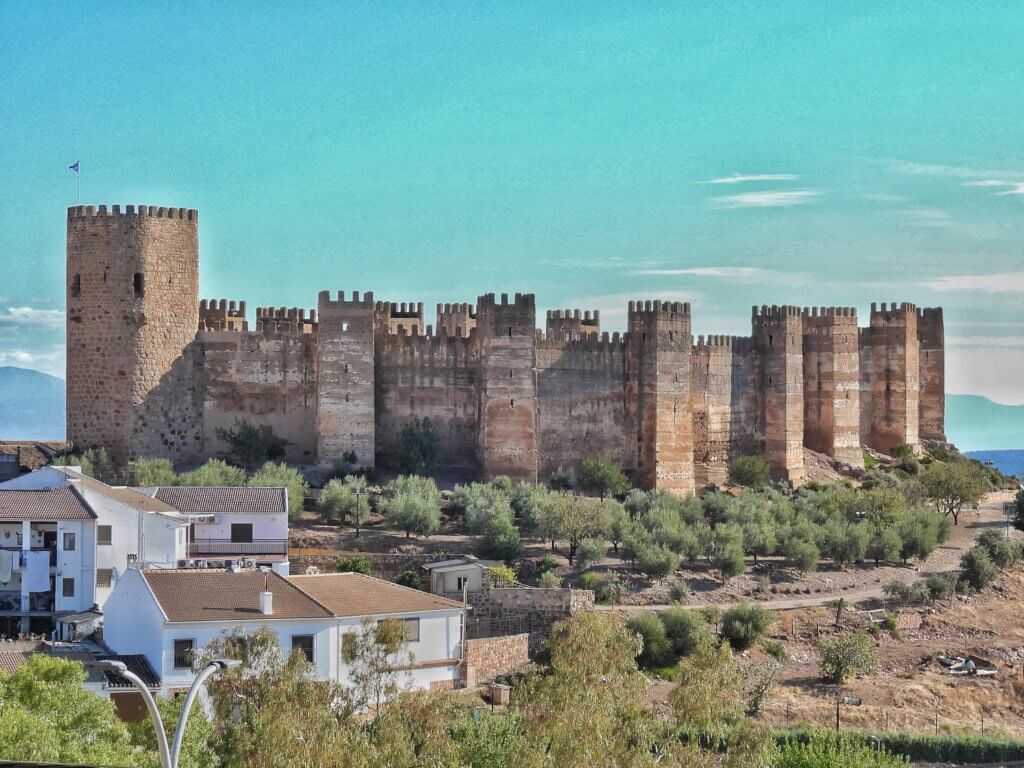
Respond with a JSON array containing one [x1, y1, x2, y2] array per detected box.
[[133, 272, 145, 298], [70, 274, 81, 298], [341, 321, 349, 332]]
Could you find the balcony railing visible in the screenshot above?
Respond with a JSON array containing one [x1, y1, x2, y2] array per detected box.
[[0, 546, 57, 567], [188, 538, 289, 557]]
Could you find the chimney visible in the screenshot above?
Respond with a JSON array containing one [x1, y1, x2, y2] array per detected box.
[[256, 573, 272, 618]]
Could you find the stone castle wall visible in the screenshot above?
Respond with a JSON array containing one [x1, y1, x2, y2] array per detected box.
[[66, 204, 947, 486]]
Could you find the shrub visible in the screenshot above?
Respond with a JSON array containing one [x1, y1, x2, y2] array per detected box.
[[712, 541, 747, 582], [959, 546, 998, 591], [659, 607, 710, 656], [818, 631, 880, 682], [924, 574, 956, 602], [762, 639, 788, 662], [380, 475, 442, 537], [128, 458, 177, 486], [882, 579, 930, 609], [576, 572, 600, 591], [728, 455, 771, 489], [636, 543, 678, 580], [397, 416, 441, 476], [178, 458, 247, 487], [593, 572, 628, 605], [775, 732, 908, 767], [880, 614, 899, 636], [626, 612, 673, 668], [573, 537, 606, 572], [215, 419, 285, 471], [976, 528, 1018, 569], [578, 458, 630, 500], [538, 570, 562, 589], [479, 515, 522, 561], [668, 579, 692, 603], [536, 553, 559, 574], [783, 538, 820, 573], [334, 555, 372, 575], [487, 564, 518, 586], [720, 603, 771, 650], [547, 466, 573, 491], [249, 462, 309, 520], [394, 570, 421, 589]]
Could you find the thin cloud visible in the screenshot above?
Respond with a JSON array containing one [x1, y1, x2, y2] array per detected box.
[[0, 346, 65, 378], [0, 307, 64, 329], [963, 180, 1024, 196], [860, 193, 908, 203], [630, 267, 776, 280], [920, 271, 1024, 293], [889, 160, 1024, 180], [899, 207, 954, 228], [700, 173, 799, 185], [709, 190, 821, 209]]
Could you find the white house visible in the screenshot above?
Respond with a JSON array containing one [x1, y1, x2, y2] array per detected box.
[[422, 555, 500, 595], [134, 486, 290, 575], [103, 568, 464, 696]]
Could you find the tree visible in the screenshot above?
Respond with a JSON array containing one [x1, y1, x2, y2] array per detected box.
[[54, 448, 119, 484], [659, 607, 711, 656], [394, 570, 421, 589], [178, 458, 247, 487], [249, 461, 308, 520], [636, 542, 678, 579], [728, 455, 770, 489], [710, 524, 747, 582], [818, 631, 880, 682], [510, 482, 550, 533], [397, 416, 441, 476], [897, 508, 942, 563], [537, 492, 611, 564], [479, 514, 522, 561], [720, 603, 771, 650], [128, 694, 219, 768], [334, 555, 372, 574], [573, 537, 606, 572], [976, 528, 1018, 569], [317, 475, 369, 532], [744, 659, 781, 718], [921, 461, 988, 525], [606, 499, 630, 553], [215, 419, 285, 471], [454, 482, 514, 535], [821, 520, 868, 568], [959, 545, 998, 591], [783, 537, 820, 573], [626, 612, 674, 668], [380, 475, 441, 537], [346, 617, 416, 714], [866, 525, 902, 566], [128, 458, 177, 486], [0, 655, 142, 767], [578, 458, 629, 500]]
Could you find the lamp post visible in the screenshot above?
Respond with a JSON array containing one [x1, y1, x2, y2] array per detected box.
[[90, 658, 241, 768]]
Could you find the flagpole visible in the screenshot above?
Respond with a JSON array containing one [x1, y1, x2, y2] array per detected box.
[[77, 165, 80, 204]]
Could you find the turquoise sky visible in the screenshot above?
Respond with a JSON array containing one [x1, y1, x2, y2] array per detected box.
[[1, 2, 1022, 403]]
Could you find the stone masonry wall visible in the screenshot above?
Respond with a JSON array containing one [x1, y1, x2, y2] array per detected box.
[[917, 307, 946, 442], [867, 303, 920, 454], [67, 205, 202, 463], [462, 633, 529, 688], [753, 306, 805, 483], [536, 332, 631, 479], [802, 308, 862, 466]]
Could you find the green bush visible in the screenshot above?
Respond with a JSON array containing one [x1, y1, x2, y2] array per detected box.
[[783, 538, 820, 573], [668, 579, 692, 603], [248, 462, 308, 520], [762, 639, 788, 663], [924, 574, 955, 601], [658, 607, 710, 656], [479, 515, 522, 561], [535, 553, 559, 574], [975, 528, 1018, 569], [593, 572, 628, 605], [775, 732, 909, 767], [960, 545, 999, 591], [578, 458, 630, 500], [573, 537, 606, 572], [397, 416, 441, 476], [538, 570, 562, 589], [576, 572, 600, 591], [380, 475, 442, 537], [728, 455, 771, 489], [818, 631, 880, 682], [636, 543, 678, 580], [394, 570, 421, 589], [334, 555, 372, 575], [626, 612, 673, 668], [720, 602, 771, 650], [881, 579, 930, 608], [773, 727, 1024, 764]]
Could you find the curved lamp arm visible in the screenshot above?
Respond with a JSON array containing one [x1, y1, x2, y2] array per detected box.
[[89, 660, 170, 768], [170, 659, 241, 768]]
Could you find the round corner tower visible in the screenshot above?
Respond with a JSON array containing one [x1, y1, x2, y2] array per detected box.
[[66, 204, 202, 462]]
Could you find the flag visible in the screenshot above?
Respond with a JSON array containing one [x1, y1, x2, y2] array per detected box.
[[69, 161, 79, 173]]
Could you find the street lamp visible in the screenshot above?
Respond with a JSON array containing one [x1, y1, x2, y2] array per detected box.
[[90, 657, 241, 768]]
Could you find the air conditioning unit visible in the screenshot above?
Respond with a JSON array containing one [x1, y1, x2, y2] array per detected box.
[[241, 558, 256, 570], [196, 560, 208, 569]]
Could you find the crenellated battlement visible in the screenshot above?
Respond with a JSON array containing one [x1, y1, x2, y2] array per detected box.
[[752, 304, 803, 319], [917, 306, 943, 320], [253, 305, 317, 334], [871, 301, 918, 314], [375, 300, 424, 318], [800, 306, 857, 319], [68, 204, 198, 222], [628, 300, 690, 315], [539, 329, 624, 348], [316, 290, 375, 309], [378, 324, 477, 361], [546, 309, 600, 324], [199, 298, 248, 331], [693, 334, 753, 352]]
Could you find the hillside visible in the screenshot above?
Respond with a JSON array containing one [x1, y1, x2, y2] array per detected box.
[[0, 367, 65, 440], [947, 394, 1024, 452]]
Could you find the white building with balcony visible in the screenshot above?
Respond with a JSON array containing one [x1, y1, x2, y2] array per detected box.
[[103, 568, 465, 696]]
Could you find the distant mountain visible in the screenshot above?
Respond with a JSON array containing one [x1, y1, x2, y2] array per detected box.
[[0, 367, 65, 440], [946, 394, 1024, 453], [966, 450, 1024, 479]]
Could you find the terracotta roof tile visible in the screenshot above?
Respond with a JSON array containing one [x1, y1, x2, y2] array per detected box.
[[0, 486, 95, 520], [151, 486, 286, 515], [96, 653, 161, 689], [0, 441, 70, 472], [288, 573, 462, 618], [142, 569, 332, 623]]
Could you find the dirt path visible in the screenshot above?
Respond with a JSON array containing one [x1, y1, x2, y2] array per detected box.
[[598, 491, 1015, 615]]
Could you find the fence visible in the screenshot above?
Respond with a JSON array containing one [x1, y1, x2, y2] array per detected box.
[[466, 614, 533, 640]]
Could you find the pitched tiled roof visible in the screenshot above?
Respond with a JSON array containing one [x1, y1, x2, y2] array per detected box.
[[96, 653, 161, 689], [142, 569, 332, 623], [0, 486, 95, 520], [0, 441, 71, 472], [54, 469, 181, 515], [288, 573, 462, 618], [150, 486, 287, 515]]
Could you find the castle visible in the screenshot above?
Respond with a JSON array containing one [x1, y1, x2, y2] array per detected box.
[[65, 204, 946, 493]]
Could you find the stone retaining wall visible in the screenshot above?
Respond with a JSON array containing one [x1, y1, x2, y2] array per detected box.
[[462, 633, 529, 688]]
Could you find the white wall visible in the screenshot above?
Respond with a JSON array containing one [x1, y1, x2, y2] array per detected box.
[[0, 467, 72, 490], [191, 512, 287, 544], [101, 568, 167, 677], [430, 565, 484, 594]]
